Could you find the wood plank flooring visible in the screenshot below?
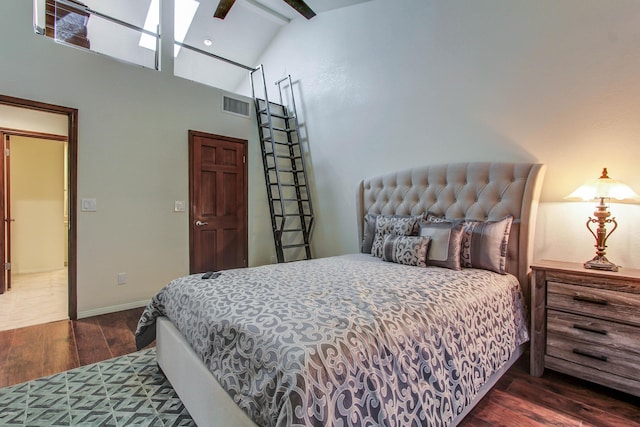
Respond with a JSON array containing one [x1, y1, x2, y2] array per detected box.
[[0, 307, 146, 388], [1, 307, 639, 425]]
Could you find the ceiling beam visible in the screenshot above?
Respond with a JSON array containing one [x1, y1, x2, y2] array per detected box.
[[213, 0, 236, 19], [283, 0, 316, 19]]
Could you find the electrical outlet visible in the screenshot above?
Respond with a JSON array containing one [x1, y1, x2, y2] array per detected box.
[[271, 256, 277, 264], [117, 272, 126, 285]]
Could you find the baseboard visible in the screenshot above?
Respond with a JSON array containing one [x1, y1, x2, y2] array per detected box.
[[78, 300, 150, 319]]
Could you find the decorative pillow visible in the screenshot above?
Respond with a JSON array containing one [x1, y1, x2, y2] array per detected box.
[[382, 235, 430, 267], [425, 212, 449, 223], [370, 215, 421, 258], [361, 213, 378, 254], [419, 221, 464, 270], [460, 216, 514, 274]]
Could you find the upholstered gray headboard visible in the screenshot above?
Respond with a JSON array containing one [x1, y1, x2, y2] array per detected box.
[[356, 162, 545, 300]]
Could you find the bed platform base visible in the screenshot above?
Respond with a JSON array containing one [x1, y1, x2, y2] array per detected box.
[[156, 316, 256, 427]]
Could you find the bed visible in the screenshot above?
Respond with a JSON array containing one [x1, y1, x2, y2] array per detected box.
[[136, 162, 545, 426]]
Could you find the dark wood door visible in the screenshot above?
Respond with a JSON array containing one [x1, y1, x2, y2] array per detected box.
[[2, 134, 14, 293], [189, 131, 247, 274], [0, 132, 7, 294]]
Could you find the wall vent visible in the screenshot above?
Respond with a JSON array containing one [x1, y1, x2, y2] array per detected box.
[[222, 96, 250, 118]]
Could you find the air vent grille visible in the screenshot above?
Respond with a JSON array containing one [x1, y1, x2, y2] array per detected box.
[[222, 96, 250, 118]]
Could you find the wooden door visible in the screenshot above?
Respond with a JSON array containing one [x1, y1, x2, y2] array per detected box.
[[1, 132, 7, 294], [189, 131, 247, 274], [2, 134, 14, 294]]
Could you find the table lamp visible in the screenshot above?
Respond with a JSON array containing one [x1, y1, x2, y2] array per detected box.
[[564, 168, 639, 272]]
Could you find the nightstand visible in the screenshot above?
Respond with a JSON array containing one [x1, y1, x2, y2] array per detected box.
[[530, 260, 640, 397]]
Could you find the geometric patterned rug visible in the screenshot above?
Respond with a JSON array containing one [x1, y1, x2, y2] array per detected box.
[[0, 348, 196, 426]]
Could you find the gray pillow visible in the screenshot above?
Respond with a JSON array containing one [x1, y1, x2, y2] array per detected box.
[[361, 213, 378, 254], [382, 235, 430, 267], [370, 215, 421, 258], [460, 216, 513, 274], [419, 221, 463, 270]]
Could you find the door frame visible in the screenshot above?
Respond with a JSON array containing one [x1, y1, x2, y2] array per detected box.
[[0, 95, 78, 320], [188, 130, 248, 273]]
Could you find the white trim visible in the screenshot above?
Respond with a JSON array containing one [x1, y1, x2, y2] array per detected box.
[[78, 299, 149, 319]]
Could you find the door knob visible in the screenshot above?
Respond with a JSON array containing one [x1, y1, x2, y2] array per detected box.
[[195, 220, 209, 227]]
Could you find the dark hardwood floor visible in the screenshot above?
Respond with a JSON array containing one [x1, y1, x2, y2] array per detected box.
[[0, 307, 147, 388], [1, 308, 639, 425]]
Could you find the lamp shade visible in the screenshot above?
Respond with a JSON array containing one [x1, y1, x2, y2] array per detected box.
[[565, 168, 639, 201]]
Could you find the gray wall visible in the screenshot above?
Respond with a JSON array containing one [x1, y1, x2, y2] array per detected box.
[[251, 0, 640, 268], [0, 0, 273, 316]]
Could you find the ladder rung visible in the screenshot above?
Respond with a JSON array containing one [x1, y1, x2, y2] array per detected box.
[[267, 167, 304, 173], [274, 213, 313, 217], [272, 198, 309, 202], [280, 228, 304, 233], [256, 99, 286, 108], [263, 151, 302, 159], [258, 109, 293, 120], [260, 124, 295, 133], [282, 243, 310, 249], [271, 183, 307, 188], [262, 138, 299, 146], [269, 182, 307, 188], [260, 112, 292, 120]]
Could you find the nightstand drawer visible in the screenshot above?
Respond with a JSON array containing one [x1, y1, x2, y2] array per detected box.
[[547, 333, 640, 381], [547, 281, 640, 326], [532, 261, 640, 396], [547, 310, 640, 353]]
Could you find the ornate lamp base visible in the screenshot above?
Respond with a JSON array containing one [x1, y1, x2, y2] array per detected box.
[[584, 255, 618, 272], [583, 195, 619, 273]]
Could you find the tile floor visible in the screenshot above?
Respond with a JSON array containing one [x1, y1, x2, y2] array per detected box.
[[0, 348, 195, 426], [0, 269, 68, 331]]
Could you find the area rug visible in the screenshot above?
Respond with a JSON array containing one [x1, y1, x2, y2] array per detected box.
[[0, 348, 196, 426]]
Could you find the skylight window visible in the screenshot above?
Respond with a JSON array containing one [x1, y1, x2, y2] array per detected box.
[[139, 0, 199, 57]]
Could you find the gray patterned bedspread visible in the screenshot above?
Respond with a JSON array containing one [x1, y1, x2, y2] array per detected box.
[[135, 254, 529, 426]]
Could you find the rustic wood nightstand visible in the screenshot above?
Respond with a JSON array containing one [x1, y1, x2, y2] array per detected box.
[[530, 260, 640, 397]]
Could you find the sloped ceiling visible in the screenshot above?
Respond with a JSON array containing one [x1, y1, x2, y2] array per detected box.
[[81, 0, 372, 92]]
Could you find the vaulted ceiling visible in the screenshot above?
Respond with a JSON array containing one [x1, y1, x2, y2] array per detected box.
[[80, 0, 371, 92]]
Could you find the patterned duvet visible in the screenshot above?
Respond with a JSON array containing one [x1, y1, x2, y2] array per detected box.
[[135, 254, 529, 426]]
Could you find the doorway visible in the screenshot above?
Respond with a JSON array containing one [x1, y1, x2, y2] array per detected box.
[[0, 95, 78, 325], [0, 133, 68, 330], [189, 130, 247, 273]]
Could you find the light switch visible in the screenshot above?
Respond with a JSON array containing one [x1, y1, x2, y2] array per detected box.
[[174, 201, 185, 212], [81, 198, 97, 212]]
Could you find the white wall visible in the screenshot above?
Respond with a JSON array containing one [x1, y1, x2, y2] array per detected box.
[[0, 0, 273, 316], [249, 0, 640, 269]]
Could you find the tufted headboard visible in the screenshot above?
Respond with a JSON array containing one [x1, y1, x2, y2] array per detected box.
[[356, 162, 545, 300]]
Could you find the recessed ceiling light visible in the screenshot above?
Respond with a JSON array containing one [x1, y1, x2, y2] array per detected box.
[[203, 38, 213, 46]]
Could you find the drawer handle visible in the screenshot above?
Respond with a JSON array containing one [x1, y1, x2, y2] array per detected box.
[[573, 295, 608, 305], [572, 324, 608, 335], [573, 348, 608, 362]]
